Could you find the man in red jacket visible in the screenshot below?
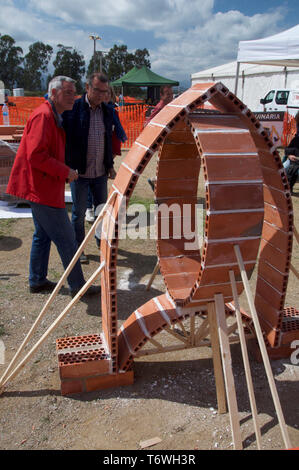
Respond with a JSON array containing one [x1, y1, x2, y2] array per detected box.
[[6, 76, 100, 297]]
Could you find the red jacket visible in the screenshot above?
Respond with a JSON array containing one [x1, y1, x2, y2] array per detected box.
[[144, 100, 166, 126], [6, 101, 70, 208]]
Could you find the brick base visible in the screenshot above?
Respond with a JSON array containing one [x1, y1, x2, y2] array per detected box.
[[60, 369, 134, 396], [56, 334, 134, 396]]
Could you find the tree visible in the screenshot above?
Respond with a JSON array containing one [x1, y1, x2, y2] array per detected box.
[[86, 51, 108, 77], [134, 48, 151, 68], [104, 45, 134, 82], [23, 41, 53, 91], [0, 34, 23, 89], [52, 44, 85, 92], [102, 44, 151, 82]]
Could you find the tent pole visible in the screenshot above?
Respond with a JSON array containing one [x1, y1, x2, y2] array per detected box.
[[234, 62, 240, 96]]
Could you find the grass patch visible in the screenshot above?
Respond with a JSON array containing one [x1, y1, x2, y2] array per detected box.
[[0, 219, 17, 238], [128, 196, 154, 212], [0, 324, 5, 336]]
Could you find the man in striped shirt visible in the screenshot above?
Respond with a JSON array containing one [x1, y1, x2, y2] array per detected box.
[[63, 72, 116, 263]]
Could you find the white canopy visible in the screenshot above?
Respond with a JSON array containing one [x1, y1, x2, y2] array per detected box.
[[237, 24, 299, 67], [191, 61, 299, 111], [235, 24, 299, 93]]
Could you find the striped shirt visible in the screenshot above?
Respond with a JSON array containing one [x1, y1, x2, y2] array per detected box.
[[79, 94, 106, 178]]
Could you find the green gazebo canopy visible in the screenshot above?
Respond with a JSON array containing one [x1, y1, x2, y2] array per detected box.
[[111, 65, 179, 87]]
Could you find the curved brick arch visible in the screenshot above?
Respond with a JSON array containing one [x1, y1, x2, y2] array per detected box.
[[156, 113, 263, 307], [100, 82, 294, 373]]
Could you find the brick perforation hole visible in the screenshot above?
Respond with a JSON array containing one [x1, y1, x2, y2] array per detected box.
[[56, 334, 102, 350], [58, 349, 109, 365], [281, 307, 299, 332]]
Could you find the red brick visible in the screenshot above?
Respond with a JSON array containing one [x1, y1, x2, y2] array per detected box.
[[85, 370, 134, 392], [60, 378, 84, 396]]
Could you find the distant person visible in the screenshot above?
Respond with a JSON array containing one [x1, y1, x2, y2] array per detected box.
[[85, 85, 127, 224], [118, 93, 124, 106], [107, 85, 127, 158], [62, 72, 116, 264], [6, 76, 100, 297], [283, 111, 299, 194], [144, 85, 173, 126]]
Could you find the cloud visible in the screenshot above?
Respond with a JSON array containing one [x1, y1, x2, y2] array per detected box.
[[150, 8, 285, 82], [28, 0, 215, 31], [0, 1, 287, 85]]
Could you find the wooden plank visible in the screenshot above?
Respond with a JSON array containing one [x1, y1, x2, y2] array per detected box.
[[234, 244, 292, 449], [290, 263, 299, 280], [229, 270, 262, 450], [0, 263, 105, 391], [0, 191, 118, 390], [214, 293, 243, 450], [207, 302, 227, 415], [190, 315, 195, 345], [194, 317, 210, 345], [148, 337, 164, 351], [139, 437, 162, 449], [165, 326, 189, 344], [146, 260, 160, 290]]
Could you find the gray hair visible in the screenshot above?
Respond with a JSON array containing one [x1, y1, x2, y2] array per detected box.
[[48, 76, 76, 97]]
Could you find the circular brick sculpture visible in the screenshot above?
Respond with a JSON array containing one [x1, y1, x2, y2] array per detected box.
[[99, 82, 295, 373]]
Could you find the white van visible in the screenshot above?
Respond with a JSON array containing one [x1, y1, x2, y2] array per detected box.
[[260, 89, 299, 116]]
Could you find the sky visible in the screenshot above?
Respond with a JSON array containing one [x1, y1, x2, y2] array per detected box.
[[0, 0, 299, 87]]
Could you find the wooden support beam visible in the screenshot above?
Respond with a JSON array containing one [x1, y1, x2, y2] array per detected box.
[[190, 315, 196, 346], [146, 261, 159, 290], [0, 191, 117, 389], [214, 293, 243, 450], [0, 263, 105, 392], [207, 302, 227, 415], [165, 326, 189, 344], [290, 263, 299, 280], [229, 270, 262, 450], [194, 317, 210, 345], [234, 244, 292, 449]]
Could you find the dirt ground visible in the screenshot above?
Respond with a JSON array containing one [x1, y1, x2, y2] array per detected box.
[[0, 152, 298, 452]]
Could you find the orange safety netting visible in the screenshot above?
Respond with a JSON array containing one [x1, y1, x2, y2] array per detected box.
[[281, 112, 297, 147], [118, 104, 148, 149], [117, 96, 144, 104], [1, 96, 148, 148], [0, 97, 44, 125]]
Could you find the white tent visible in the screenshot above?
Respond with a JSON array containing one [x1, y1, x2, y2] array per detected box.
[[191, 61, 299, 111], [235, 24, 299, 94], [237, 24, 299, 67], [191, 24, 299, 111]]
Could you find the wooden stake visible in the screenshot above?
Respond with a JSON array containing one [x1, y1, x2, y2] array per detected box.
[[194, 317, 210, 345], [0, 191, 117, 389], [189, 315, 195, 346], [207, 302, 227, 415], [0, 262, 105, 392], [229, 270, 262, 450], [290, 263, 299, 280], [146, 260, 159, 290], [233, 244, 292, 449], [214, 293, 243, 450]]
